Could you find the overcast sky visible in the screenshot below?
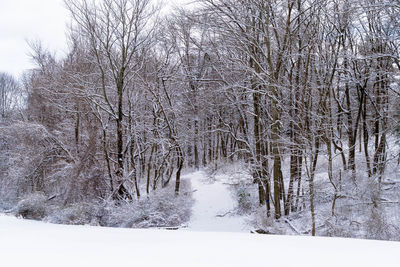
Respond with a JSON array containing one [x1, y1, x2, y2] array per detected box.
[[0, 0, 191, 79], [0, 0, 69, 78]]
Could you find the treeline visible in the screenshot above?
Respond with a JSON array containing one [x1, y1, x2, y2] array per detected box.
[[1, 0, 400, 233]]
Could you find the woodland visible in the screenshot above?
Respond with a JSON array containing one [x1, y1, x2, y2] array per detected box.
[[0, 0, 400, 240]]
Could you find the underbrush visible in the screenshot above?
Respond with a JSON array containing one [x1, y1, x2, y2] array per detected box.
[[214, 155, 400, 241], [9, 179, 194, 228]]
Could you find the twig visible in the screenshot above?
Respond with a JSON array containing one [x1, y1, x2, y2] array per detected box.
[[216, 211, 232, 217], [284, 219, 300, 234]]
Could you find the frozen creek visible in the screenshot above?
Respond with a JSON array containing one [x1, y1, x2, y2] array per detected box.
[[183, 171, 250, 232]]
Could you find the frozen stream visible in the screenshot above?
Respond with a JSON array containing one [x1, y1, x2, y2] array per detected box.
[[184, 171, 250, 232]]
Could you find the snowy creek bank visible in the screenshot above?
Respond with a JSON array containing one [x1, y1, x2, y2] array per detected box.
[[1, 171, 400, 267], [183, 171, 251, 232]]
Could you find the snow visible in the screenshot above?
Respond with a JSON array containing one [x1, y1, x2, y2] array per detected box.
[[184, 171, 250, 232], [1, 214, 400, 267], [1, 170, 400, 267]]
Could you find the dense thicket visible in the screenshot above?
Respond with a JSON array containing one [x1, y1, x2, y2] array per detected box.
[[1, 0, 399, 237]]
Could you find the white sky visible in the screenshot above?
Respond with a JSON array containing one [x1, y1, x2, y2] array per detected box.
[[0, 0, 192, 79], [0, 0, 69, 78]]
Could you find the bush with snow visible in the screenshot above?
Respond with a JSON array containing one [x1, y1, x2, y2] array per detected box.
[[101, 179, 193, 228], [234, 182, 254, 214], [16, 192, 48, 220], [50, 202, 100, 225], [43, 179, 194, 228]]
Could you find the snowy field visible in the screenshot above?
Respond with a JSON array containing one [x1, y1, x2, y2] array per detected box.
[[1, 171, 400, 266], [1, 213, 400, 267]]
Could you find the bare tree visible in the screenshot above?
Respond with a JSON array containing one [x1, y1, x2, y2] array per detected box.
[[0, 72, 20, 120], [65, 0, 159, 200]]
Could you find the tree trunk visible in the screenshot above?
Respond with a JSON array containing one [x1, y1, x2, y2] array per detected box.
[[175, 146, 184, 195]]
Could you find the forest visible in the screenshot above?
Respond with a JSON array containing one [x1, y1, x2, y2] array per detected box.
[[0, 0, 400, 240]]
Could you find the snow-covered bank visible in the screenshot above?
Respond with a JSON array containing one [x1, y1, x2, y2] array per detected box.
[[1, 214, 399, 267], [184, 171, 250, 232], [2, 170, 400, 267]]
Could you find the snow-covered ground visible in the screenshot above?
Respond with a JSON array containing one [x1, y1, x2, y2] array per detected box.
[[1, 170, 400, 267], [184, 171, 250, 232], [1, 213, 400, 267]]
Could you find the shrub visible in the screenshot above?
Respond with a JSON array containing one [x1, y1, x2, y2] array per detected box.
[[235, 183, 253, 214], [16, 192, 48, 220], [49, 202, 100, 225], [100, 179, 194, 228]]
